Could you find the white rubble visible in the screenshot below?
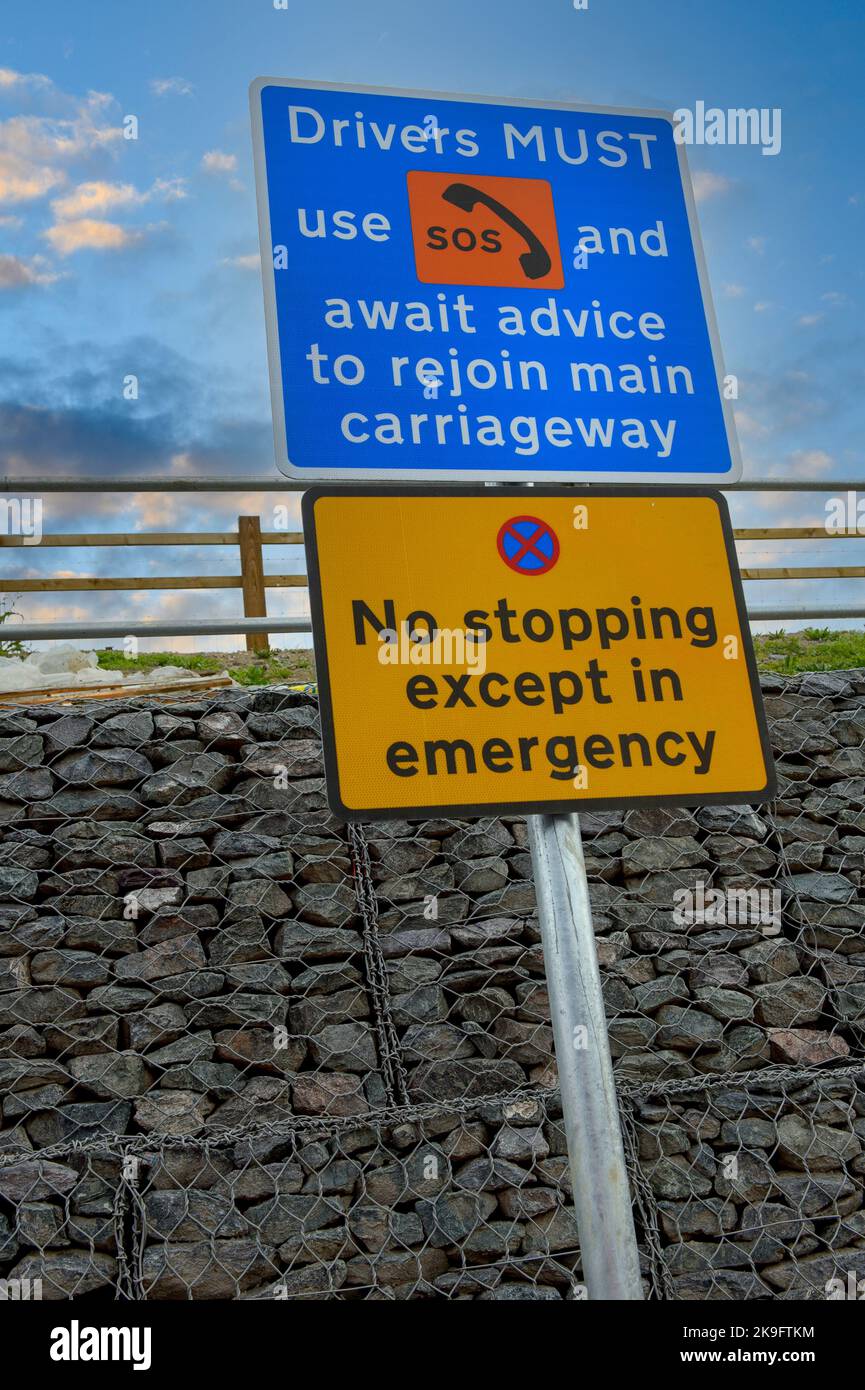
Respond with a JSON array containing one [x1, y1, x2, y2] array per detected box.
[[125, 664, 192, 683], [25, 643, 98, 676], [0, 644, 231, 694]]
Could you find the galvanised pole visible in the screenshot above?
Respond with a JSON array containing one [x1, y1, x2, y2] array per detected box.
[[528, 812, 644, 1300]]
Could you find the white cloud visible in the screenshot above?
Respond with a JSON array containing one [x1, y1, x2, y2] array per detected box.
[[0, 252, 59, 288], [0, 151, 65, 204], [788, 449, 834, 477], [150, 77, 193, 97], [796, 312, 824, 327], [42, 218, 143, 256], [0, 83, 123, 207], [723, 283, 745, 298], [130, 491, 181, 528], [0, 92, 120, 163], [753, 301, 772, 312], [0, 73, 186, 286], [692, 170, 732, 203], [734, 409, 770, 440], [50, 180, 139, 218], [0, 67, 53, 93], [747, 236, 767, 254], [201, 150, 237, 174], [50, 176, 186, 219], [222, 253, 259, 270], [150, 177, 186, 202]]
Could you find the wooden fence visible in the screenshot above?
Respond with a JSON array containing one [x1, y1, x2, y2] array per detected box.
[[1, 514, 863, 652], [0, 516, 303, 653]]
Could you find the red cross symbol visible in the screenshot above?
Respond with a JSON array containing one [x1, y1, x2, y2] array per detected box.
[[496, 515, 560, 575]]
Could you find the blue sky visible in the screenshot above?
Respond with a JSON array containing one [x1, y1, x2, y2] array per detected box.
[[1, 0, 863, 648]]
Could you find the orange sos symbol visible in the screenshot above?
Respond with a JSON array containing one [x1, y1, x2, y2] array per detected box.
[[407, 170, 565, 290]]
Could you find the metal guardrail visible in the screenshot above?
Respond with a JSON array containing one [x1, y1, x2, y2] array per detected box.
[[2, 476, 865, 492], [6, 617, 312, 641], [4, 607, 865, 645]]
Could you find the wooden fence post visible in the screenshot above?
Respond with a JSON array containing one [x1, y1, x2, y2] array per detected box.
[[238, 515, 268, 653]]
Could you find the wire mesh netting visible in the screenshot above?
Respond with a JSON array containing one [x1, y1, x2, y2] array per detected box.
[[0, 667, 863, 1299]]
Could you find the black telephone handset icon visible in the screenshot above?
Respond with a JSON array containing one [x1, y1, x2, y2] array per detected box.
[[441, 182, 552, 281]]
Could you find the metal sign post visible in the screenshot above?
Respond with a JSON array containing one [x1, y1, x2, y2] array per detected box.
[[258, 76, 768, 1303], [528, 812, 643, 1299]]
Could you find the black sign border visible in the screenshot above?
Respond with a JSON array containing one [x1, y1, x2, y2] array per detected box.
[[302, 485, 777, 822]]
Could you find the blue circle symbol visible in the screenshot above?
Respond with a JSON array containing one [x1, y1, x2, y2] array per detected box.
[[497, 515, 560, 575]]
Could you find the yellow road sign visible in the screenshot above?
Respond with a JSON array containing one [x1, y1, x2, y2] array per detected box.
[[303, 487, 775, 820]]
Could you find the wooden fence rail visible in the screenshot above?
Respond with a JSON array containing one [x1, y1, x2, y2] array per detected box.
[[0, 531, 304, 547], [1, 515, 862, 652], [0, 516, 308, 653]]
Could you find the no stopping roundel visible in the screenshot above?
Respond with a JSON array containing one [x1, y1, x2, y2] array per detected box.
[[497, 515, 560, 575]]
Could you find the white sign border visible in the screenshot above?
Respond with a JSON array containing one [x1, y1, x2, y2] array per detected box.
[[249, 77, 742, 486]]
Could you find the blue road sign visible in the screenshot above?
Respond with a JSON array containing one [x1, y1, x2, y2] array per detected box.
[[250, 79, 741, 483]]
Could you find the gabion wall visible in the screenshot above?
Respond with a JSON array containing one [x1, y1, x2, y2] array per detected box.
[[0, 669, 863, 1299]]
